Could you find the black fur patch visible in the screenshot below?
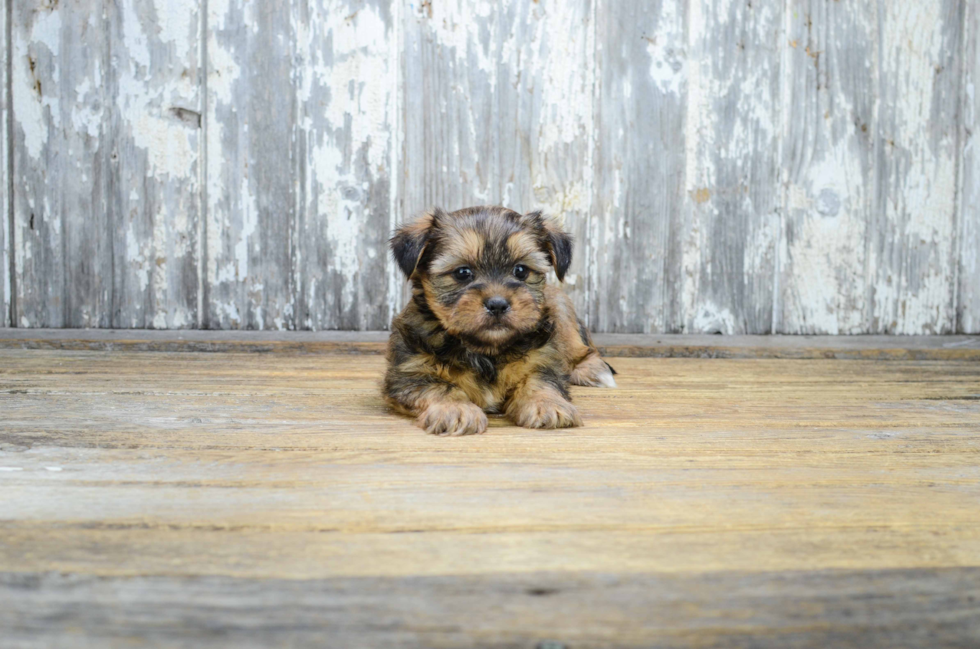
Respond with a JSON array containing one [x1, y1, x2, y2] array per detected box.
[[538, 364, 572, 401], [390, 229, 429, 277], [576, 318, 593, 347], [384, 364, 455, 401], [546, 229, 573, 281]]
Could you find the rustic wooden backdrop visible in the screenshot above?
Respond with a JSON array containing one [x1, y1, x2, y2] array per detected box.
[[1, 0, 977, 333]]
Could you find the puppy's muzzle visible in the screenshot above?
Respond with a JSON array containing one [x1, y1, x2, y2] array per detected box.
[[484, 296, 510, 317]]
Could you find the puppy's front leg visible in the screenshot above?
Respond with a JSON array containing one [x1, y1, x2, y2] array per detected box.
[[385, 365, 487, 437], [506, 374, 582, 429]]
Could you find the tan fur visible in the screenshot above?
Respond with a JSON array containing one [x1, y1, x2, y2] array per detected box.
[[385, 206, 615, 435], [417, 400, 488, 437], [507, 383, 583, 429]]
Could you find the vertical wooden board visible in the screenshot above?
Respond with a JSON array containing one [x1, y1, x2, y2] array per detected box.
[[776, 1, 877, 334], [591, 0, 686, 333], [294, 0, 393, 330], [871, 1, 962, 334], [11, 1, 111, 327], [493, 0, 595, 317], [400, 0, 497, 216], [398, 1, 497, 317], [1, 0, 9, 327], [679, 0, 781, 334], [206, 0, 296, 330], [398, 1, 594, 320], [107, 0, 202, 329], [959, 1, 980, 334]]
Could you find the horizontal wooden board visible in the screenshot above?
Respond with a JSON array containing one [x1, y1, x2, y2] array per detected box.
[[2, 569, 979, 649], [1, 329, 979, 360], [1, 349, 979, 645]]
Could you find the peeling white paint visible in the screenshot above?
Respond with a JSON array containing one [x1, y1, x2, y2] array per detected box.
[[681, 0, 711, 330], [959, 3, 980, 334], [692, 302, 737, 335], [204, 0, 242, 314], [118, 2, 198, 179], [873, 1, 959, 334], [205, 0, 258, 328], [680, 0, 780, 334], [236, 175, 256, 282], [645, 0, 686, 96], [424, 0, 495, 80], [1, 0, 7, 326], [12, 9, 63, 160], [126, 227, 150, 293], [71, 74, 101, 138], [300, 1, 393, 324], [156, 0, 195, 58], [783, 111, 872, 334], [385, 0, 405, 329], [535, 7, 593, 152], [108, 0, 202, 329], [315, 5, 389, 172], [6, 0, 978, 333]]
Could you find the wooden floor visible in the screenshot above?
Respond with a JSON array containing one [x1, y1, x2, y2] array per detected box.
[[1, 340, 979, 647]]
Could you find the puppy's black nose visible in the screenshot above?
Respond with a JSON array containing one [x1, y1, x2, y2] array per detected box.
[[484, 296, 510, 316]]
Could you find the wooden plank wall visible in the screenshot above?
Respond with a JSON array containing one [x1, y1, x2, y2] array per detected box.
[[2, 0, 978, 333], [1, 0, 8, 327]]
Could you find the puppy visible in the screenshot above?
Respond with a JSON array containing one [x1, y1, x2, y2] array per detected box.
[[383, 206, 616, 436]]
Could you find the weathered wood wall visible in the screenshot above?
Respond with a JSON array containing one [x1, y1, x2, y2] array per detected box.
[[1, 0, 978, 333]]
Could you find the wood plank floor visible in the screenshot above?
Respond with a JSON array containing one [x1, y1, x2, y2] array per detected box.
[[1, 347, 979, 647]]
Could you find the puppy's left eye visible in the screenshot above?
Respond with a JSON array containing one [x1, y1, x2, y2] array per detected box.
[[453, 267, 474, 282], [513, 264, 529, 281]]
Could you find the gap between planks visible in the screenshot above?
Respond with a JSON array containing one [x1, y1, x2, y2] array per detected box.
[[0, 329, 978, 359]]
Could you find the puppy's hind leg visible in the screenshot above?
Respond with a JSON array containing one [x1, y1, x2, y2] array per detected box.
[[570, 353, 617, 388]]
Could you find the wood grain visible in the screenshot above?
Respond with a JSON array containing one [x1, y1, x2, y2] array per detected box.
[[107, 0, 202, 329], [9, 1, 201, 329], [680, 0, 781, 335], [399, 0, 594, 317], [591, 0, 685, 333], [293, 0, 393, 331], [1, 349, 979, 645], [1, 329, 979, 360], [11, 1, 111, 327], [1, 1, 979, 334], [494, 0, 595, 318], [777, 0, 877, 334], [205, 0, 296, 330], [2, 569, 979, 648], [960, 1, 980, 335], [872, 0, 963, 334], [1, 0, 8, 328]]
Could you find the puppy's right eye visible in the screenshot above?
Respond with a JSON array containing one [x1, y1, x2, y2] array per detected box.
[[452, 267, 473, 282]]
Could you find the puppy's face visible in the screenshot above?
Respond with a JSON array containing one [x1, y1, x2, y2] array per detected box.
[[391, 207, 572, 350]]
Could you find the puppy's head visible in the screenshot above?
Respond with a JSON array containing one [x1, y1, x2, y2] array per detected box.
[[391, 206, 573, 350]]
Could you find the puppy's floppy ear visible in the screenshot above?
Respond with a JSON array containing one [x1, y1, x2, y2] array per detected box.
[[390, 208, 445, 278], [522, 210, 573, 282]]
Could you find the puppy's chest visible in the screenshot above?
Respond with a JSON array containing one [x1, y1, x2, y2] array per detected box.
[[446, 355, 519, 412]]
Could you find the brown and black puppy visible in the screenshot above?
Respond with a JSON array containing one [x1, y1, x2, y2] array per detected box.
[[384, 205, 616, 436]]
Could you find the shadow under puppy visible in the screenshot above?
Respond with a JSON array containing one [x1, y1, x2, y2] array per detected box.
[[384, 205, 616, 436]]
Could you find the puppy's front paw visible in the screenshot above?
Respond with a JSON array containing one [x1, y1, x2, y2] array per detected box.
[[509, 395, 583, 429], [418, 401, 488, 436]]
